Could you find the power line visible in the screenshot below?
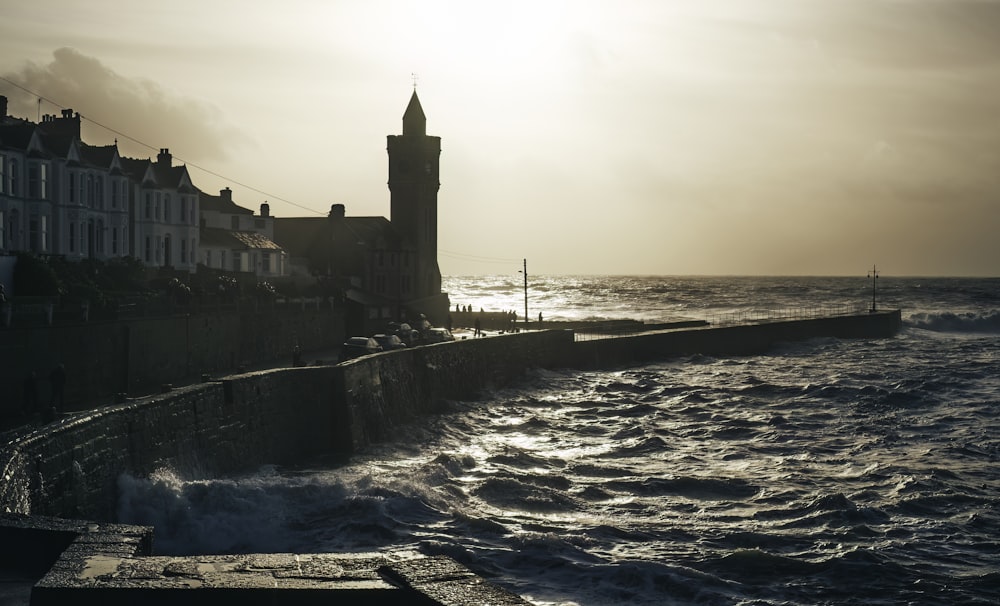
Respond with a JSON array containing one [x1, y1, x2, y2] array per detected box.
[[2, 77, 507, 261], [0, 75, 325, 216]]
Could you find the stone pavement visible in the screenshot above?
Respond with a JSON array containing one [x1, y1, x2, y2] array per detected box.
[[3, 513, 533, 606]]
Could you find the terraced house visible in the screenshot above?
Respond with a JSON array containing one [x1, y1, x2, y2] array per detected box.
[[0, 95, 286, 284]]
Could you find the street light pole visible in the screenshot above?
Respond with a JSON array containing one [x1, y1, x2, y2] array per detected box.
[[868, 264, 879, 312], [523, 258, 528, 329]]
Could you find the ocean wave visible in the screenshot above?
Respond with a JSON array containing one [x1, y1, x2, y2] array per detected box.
[[606, 475, 759, 500], [907, 310, 1000, 333]]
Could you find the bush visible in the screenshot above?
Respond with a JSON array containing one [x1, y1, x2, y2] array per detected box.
[[13, 253, 61, 296]]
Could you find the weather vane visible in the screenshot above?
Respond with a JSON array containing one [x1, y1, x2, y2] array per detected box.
[[411, 72, 419, 90]]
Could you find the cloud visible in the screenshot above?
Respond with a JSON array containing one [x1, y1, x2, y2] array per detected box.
[[1, 47, 250, 163]]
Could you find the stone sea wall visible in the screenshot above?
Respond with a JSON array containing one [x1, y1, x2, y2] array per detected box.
[[1, 311, 901, 521], [1, 329, 573, 520], [0, 311, 902, 604]]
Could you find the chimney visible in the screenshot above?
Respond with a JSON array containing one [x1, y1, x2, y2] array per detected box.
[[61, 109, 74, 118], [0, 96, 7, 120], [221, 187, 232, 202], [328, 204, 345, 220], [157, 148, 172, 166], [260, 202, 270, 217]]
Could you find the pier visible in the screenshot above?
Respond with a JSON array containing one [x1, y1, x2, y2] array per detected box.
[[1, 309, 902, 604]]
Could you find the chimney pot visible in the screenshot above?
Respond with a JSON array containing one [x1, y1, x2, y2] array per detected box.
[[221, 187, 232, 202], [329, 204, 345, 219]]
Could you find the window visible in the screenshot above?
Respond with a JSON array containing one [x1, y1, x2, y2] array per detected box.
[[155, 192, 161, 221], [87, 174, 95, 207], [69, 223, 76, 253], [9, 158, 18, 196], [94, 175, 102, 208], [206, 250, 212, 267], [8, 209, 19, 247], [262, 253, 270, 273], [155, 236, 162, 263], [232, 251, 241, 271], [230, 215, 239, 230], [180, 238, 187, 263], [254, 218, 265, 229], [112, 227, 118, 255], [220, 250, 226, 269], [111, 179, 118, 208], [28, 163, 39, 199], [180, 196, 187, 222], [164, 194, 171, 223], [41, 216, 48, 252], [145, 236, 151, 262], [145, 192, 152, 219], [0, 154, 5, 194], [0, 210, 4, 249]]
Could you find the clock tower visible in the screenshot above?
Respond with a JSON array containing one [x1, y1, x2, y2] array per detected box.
[[387, 90, 442, 300]]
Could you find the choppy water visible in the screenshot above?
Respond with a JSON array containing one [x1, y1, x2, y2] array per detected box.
[[119, 276, 1000, 605]]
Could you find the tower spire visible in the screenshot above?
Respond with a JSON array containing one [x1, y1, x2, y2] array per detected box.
[[402, 90, 426, 136]]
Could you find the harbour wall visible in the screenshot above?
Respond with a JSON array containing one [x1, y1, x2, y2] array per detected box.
[[1, 311, 901, 520], [1, 329, 573, 520], [0, 311, 901, 603]]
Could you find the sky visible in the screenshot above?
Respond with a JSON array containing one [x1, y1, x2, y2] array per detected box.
[[1, 0, 998, 276]]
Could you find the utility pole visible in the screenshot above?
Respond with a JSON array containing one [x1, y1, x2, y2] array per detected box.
[[523, 258, 528, 328], [868, 264, 879, 312]]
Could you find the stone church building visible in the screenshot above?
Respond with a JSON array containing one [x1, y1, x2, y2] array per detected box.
[[272, 91, 450, 331]]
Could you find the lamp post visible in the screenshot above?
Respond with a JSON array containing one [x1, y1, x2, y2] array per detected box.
[[522, 258, 528, 329], [868, 264, 879, 312]]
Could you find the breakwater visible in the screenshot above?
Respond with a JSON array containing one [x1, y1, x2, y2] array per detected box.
[[1, 310, 901, 604]]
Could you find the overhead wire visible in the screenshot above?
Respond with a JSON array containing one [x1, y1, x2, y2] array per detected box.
[[2, 77, 510, 262], [0, 75, 325, 216]]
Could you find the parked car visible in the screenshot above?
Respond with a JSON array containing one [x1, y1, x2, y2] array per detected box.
[[395, 322, 420, 346], [372, 333, 407, 351], [340, 336, 383, 361], [425, 327, 455, 344]]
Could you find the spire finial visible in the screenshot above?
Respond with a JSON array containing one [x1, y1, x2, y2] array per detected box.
[[411, 72, 419, 90]]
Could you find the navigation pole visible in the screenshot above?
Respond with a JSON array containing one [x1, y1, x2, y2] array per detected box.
[[868, 264, 879, 312], [523, 258, 528, 328]]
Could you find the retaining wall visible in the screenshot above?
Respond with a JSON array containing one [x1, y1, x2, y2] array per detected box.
[[0, 311, 901, 604], [1, 329, 573, 521], [1, 313, 902, 521], [0, 306, 345, 419]]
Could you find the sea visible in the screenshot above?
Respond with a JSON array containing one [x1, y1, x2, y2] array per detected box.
[[117, 276, 1000, 605]]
